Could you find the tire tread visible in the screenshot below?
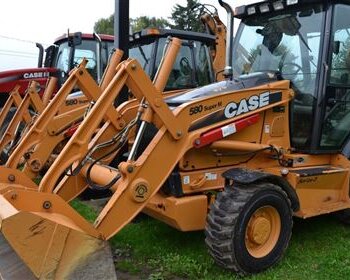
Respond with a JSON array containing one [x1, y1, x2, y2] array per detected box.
[[205, 182, 292, 275]]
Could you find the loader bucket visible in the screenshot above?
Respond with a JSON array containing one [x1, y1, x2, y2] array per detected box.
[[0, 189, 117, 280]]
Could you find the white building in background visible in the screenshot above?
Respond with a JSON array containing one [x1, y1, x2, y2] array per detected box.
[[0, 36, 40, 71]]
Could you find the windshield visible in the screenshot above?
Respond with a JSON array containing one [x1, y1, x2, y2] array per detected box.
[[232, 4, 325, 149], [233, 5, 323, 84], [129, 41, 154, 76]]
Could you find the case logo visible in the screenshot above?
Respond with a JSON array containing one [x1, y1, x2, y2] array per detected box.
[[224, 92, 270, 118], [23, 72, 49, 79]]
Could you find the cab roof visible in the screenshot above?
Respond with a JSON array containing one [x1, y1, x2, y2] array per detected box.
[[54, 33, 114, 45], [130, 28, 215, 45], [53, 28, 215, 46], [234, 0, 323, 19]]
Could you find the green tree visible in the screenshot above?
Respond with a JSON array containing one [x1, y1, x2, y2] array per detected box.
[[130, 16, 170, 32], [94, 15, 114, 35], [94, 15, 170, 35], [170, 0, 204, 32]]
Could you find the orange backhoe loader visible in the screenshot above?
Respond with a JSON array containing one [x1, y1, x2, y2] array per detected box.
[[2, 0, 350, 278]]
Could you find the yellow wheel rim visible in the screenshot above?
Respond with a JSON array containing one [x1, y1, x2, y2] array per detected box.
[[245, 206, 281, 258]]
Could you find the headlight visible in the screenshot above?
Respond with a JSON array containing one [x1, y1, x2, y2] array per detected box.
[[259, 3, 270, 13], [247, 6, 257, 15], [133, 32, 141, 39], [286, 0, 298, 5], [273, 1, 284, 11]]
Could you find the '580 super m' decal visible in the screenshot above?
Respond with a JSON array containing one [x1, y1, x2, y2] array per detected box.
[[188, 91, 282, 132]]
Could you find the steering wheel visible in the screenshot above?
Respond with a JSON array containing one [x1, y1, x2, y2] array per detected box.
[[280, 62, 303, 80]]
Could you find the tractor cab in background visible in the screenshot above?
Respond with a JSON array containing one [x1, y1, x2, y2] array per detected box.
[[0, 33, 114, 105], [48, 32, 114, 85], [232, 0, 350, 155], [129, 28, 216, 92]]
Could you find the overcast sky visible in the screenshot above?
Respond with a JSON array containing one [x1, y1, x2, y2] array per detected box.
[[0, 0, 256, 70]]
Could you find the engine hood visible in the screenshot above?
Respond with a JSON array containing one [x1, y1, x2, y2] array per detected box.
[[166, 72, 280, 107]]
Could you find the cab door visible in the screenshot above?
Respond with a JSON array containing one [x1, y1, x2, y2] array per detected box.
[[319, 4, 350, 151]]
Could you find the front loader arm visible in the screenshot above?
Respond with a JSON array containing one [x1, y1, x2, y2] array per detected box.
[[55, 100, 139, 201], [5, 68, 83, 168], [0, 81, 45, 154], [6, 52, 123, 170], [0, 85, 31, 127], [47, 38, 182, 198], [39, 68, 128, 191]]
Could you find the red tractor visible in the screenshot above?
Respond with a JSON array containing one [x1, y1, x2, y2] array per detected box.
[[0, 32, 115, 106]]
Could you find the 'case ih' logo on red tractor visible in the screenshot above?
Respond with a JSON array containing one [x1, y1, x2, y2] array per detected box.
[[23, 72, 49, 79]]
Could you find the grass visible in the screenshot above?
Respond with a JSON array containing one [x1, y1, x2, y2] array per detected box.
[[72, 200, 350, 280], [70, 200, 98, 222]]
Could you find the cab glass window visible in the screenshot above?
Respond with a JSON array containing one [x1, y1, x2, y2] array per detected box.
[[155, 38, 213, 91], [320, 4, 350, 149], [129, 42, 154, 75], [56, 40, 98, 80], [232, 5, 324, 150]]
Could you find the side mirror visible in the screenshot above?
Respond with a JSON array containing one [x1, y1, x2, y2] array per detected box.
[[68, 32, 82, 47], [333, 41, 341, 55]]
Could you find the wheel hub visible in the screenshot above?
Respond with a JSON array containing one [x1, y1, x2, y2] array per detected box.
[[249, 216, 271, 245], [245, 206, 281, 258]]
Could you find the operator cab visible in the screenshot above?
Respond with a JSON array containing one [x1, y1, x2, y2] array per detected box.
[[48, 33, 114, 85], [232, 0, 350, 154], [129, 28, 215, 91]]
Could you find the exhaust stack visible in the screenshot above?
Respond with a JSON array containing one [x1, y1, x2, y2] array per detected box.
[[36, 43, 44, 68], [218, 0, 234, 80], [93, 33, 103, 84]]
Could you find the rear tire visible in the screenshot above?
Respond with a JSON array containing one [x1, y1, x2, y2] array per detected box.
[[205, 183, 293, 275]]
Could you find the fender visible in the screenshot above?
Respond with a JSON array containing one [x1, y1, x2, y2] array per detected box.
[[222, 167, 300, 211]]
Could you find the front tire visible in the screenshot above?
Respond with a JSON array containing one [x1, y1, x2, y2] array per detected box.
[[205, 183, 293, 275]]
